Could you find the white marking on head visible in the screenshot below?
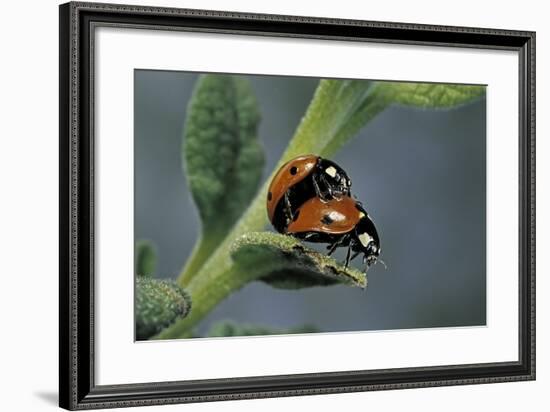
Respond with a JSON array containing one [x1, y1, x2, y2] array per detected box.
[[325, 166, 337, 178], [358, 232, 372, 247]]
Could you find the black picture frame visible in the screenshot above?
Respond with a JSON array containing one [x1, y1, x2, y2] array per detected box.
[[59, 2, 536, 410]]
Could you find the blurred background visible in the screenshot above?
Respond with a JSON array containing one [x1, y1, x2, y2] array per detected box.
[[135, 70, 486, 336]]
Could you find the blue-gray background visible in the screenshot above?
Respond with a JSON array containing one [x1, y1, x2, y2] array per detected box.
[[135, 70, 486, 335]]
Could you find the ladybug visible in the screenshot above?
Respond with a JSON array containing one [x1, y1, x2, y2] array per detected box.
[[267, 155, 351, 233], [286, 195, 382, 271]]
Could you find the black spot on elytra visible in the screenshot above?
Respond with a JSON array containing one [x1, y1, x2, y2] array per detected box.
[[267, 191, 272, 201], [290, 166, 298, 175], [321, 214, 334, 225]]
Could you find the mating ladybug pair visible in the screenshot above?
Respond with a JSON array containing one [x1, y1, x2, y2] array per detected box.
[[267, 155, 382, 273]]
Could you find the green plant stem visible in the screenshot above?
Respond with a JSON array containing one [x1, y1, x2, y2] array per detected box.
[[179, 231, 227, 287], [321, 99, 387, 157]]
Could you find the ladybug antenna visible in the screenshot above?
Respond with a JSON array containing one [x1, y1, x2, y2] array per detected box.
[[362, 255, 371, 275], [362, 255, 387, 271]]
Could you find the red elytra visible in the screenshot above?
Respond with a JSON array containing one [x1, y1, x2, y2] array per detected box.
[[266, 154, 319, 222], [286, 196, 362, 235]]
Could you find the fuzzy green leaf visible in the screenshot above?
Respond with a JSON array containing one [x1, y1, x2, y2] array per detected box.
[[231, 232, 367, 289], [372, 82, 486, 109], [183, 74, 264, 231], [181, 74, 265, 283], [206, 320, 319, 337], [136, 278, 192, 340], [318, 81, 485, 156], [135, 240, 156, 278]]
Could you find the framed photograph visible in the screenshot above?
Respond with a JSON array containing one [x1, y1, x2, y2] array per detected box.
[[59, 2, 535, 410]]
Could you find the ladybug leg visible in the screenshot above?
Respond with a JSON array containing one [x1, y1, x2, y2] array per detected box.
[[327, 241, 340, 256], [350, 250, 361, 261], [344, 235, 355, 269], [343, 239, 355, 269], [312, 174, 324, 199], [326, 233, 349, 256], [319, 174, 332, 199], [283, 192, 294, 222], [313, 171, 332, 200], [326, 184, 335, 198]]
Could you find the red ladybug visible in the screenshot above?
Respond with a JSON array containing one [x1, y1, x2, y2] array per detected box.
[[287, 195, 382, 271], [267, 155, 351, 233]]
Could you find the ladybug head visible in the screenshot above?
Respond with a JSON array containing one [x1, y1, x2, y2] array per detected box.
[[364, 246, 383, 267], [317, 159, 351, 198], [360, 236, 381, 267], [354, 213, 384, 271]]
